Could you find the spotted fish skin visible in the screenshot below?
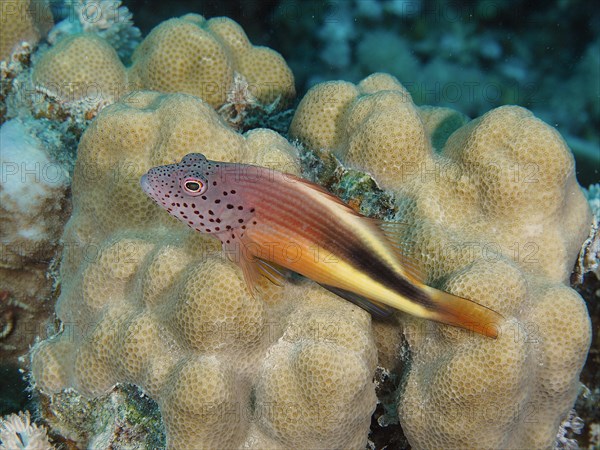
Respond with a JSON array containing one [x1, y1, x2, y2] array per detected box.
[[141, 154, 256, 240], [141, 153, 504, 338]]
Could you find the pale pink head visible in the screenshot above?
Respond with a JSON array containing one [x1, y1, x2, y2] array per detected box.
[[141, 153, 257, 241]]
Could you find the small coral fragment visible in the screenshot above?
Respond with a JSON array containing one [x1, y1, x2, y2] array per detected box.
[[0, 411, 53, 450]]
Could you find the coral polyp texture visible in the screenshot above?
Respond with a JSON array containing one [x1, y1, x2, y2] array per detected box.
[[128, 14, 295, 108], [30, 92, 376, 449], [30, 13, 295, 112], [32, 33, 127, 104], [0, 0, 53, 61], [290, 73, 593, 448]]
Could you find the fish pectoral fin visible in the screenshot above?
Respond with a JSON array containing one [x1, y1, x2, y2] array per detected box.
[[227, 240, 288, 296], [237, 251, 262, 297], [255, 258, 290, 287], [318, 284, 395, 319]]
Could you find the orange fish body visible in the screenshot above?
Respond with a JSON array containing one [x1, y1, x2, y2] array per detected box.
[[141, 154, 504, 338]]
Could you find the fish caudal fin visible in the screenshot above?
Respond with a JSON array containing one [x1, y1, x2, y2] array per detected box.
[[420, 286, 504, 338]]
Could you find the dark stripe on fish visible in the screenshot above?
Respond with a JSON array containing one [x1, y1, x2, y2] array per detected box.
[[346, 245, 435, 309]]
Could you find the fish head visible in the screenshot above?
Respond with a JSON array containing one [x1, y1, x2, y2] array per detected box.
[[141, 153, 211, 199], [141, 153, 255, 236]]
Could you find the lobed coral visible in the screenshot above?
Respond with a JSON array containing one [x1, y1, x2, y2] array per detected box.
[[30, 13, 295, 115], [2, 4, 593, 447], [29, 73, 594, 449], [0, 0, 53, 62], [290, 73, 593, 449], [129, 14, 295, 108], [31, 92, 376, 449], [32, 33, 127, 105]]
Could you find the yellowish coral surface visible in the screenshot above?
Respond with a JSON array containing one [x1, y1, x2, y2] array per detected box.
[[129, 14, 295, 108], [32, 34, 126, 103], [290, 73, 593, 449], [29, 13, 295, 111], [31, 92, 375, 449], [0, 0, 53, 61]]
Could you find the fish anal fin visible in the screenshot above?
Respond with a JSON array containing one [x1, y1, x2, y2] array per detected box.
[[368, 219, 426, 284], [319, 284, 395, 319]]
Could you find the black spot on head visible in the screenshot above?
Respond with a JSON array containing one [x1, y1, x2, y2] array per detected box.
[[252, 221, 257, 225], [215, 199, 221, 204], [212, 181, 217, 186], [209, 218, 215, 222], [216, 218, 221, 223], [206, 228, 211, 232], [250, 208, 255, 213], [238, 206, 243, 210], [230, 190, 236, 194], [227, 204, 234, 209], [183, 203, 188, 208], [238, 219, 244, 223], [201, 195, 207, 200], [223, 191, 228, 196], [208, 210, 214, 215], [215, 227, 220, 231]]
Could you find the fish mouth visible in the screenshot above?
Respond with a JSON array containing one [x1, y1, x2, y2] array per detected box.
[[140, 173, 152, 195]]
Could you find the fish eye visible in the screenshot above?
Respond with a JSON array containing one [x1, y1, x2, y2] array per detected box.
[[183, 178, 206, 195]]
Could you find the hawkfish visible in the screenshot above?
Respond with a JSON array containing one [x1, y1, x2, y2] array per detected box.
[[141, 153, 504, 338]]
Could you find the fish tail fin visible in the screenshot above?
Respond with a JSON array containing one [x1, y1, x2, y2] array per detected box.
[[420, 286, 504, 338]]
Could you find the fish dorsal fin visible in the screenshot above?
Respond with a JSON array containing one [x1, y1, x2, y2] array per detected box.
[[319, 284, 395, 319], [368, 219, 426, 284], [285, 173, 360, 212]]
